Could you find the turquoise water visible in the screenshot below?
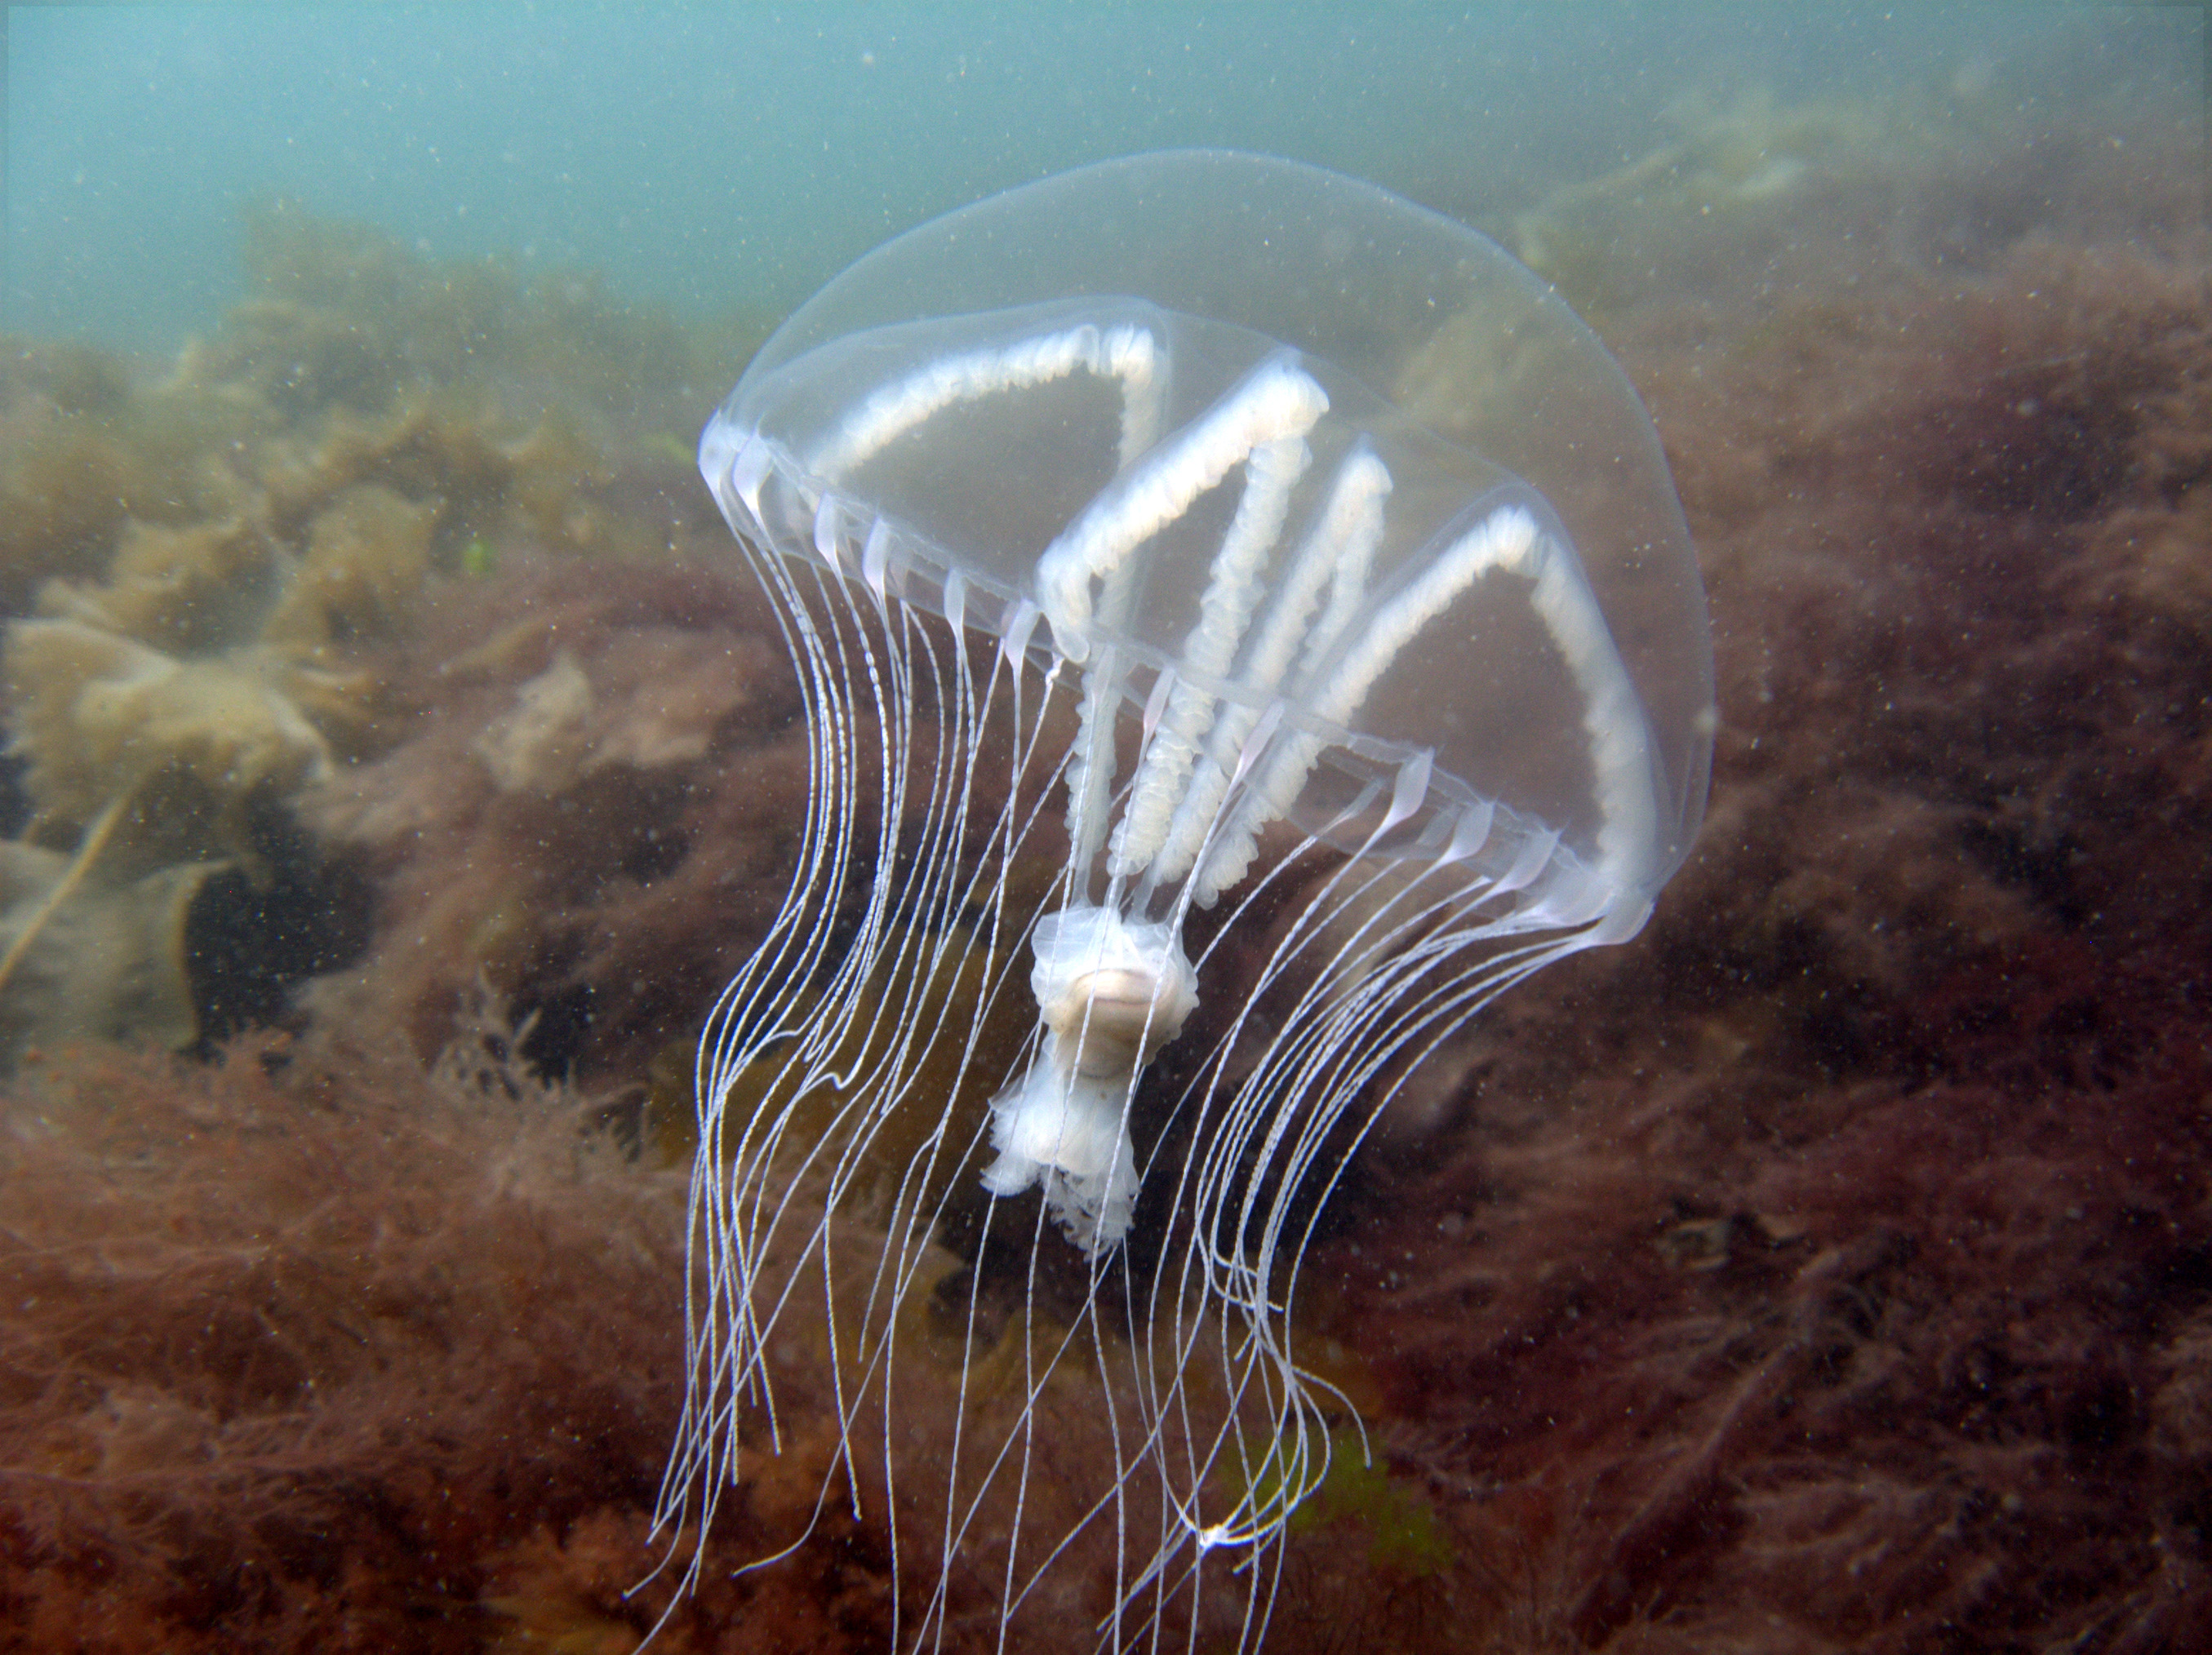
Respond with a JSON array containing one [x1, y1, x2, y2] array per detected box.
[[7, 3, 2185, 352]]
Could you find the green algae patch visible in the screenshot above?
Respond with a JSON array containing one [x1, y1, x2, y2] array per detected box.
[[1240, 1426, 1453, 1580]]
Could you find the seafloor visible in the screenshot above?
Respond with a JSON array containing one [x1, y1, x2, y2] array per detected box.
[[1, 82, 2207, 1655]]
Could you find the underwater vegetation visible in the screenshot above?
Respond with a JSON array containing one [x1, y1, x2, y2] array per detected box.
[[0, 202, 763, 1073], [0, 73, 2206, 1655], [0, 1026, 695, 1654]]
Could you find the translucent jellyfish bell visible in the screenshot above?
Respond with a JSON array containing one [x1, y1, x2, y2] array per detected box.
[[661, 151, 1712, 1648]]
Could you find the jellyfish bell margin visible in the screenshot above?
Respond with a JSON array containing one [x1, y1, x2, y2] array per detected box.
[[657, 149, 1714, 1650]]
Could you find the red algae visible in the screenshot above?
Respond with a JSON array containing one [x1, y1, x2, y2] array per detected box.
[[0, 1034, 673, 1651], [297, 548, 811, 1090], [1266, 214, 2212, 1653], [0, 1019, 911, 1653]]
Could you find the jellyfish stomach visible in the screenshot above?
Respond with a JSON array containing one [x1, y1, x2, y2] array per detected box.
[[979, 903, 1197, 1255]]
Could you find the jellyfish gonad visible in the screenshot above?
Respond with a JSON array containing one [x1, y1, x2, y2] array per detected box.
[[653, 151, 1713, 1652]]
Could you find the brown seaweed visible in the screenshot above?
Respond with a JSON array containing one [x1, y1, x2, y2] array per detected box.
[[0, 206, 763, 1067]]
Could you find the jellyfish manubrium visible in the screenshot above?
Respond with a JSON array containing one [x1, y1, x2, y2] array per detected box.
[[656, 151, 1712, 1649]]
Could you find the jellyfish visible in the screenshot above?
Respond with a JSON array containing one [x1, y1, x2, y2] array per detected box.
[[654, 151, 1712, 1650]]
